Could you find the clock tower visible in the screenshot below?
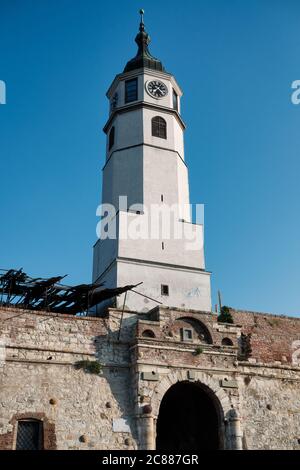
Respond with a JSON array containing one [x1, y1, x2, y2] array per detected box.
[[93, 11, 212, 313]]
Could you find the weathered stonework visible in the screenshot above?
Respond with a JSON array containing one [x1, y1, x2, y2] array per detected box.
[[0, 305, 299, 450]]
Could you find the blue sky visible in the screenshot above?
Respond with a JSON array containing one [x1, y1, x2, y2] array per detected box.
[[1, 0, 300, 317]]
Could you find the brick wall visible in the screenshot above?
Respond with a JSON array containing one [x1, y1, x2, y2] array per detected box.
[[231, 309, 300, 364]]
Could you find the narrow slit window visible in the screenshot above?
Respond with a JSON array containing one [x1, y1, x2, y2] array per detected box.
[[161, 194, 164, 202], [173, 89, 178, 110], [152, 116, 167, 139], [108, 126, 115, 150], [162, 242, 165, 250]]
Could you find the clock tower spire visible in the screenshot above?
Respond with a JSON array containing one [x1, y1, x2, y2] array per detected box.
[[124, 9, 165, 73], [93, 11, 212, 313]]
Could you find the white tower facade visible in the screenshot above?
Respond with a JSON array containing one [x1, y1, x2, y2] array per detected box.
[[93, 15, 211, 313]]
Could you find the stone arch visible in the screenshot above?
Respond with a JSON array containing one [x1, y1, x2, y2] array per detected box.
[[151, 370, 231, 418], [149, 370, 232, 449], [176, 316, 213, 344]]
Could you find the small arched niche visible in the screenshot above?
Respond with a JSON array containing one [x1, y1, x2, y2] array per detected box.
[[142, 329, 156, 338], [221, 337, 234, 346], [175, 317, 213, 344]]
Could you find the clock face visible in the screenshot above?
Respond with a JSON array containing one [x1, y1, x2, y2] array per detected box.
[[146, 80, 168, 99]]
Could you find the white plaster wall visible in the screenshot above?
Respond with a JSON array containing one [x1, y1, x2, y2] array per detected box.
[[118, 211, 205, 269], [94, 209, 205, 283], [93, 235, 118, 282], [115, 258, 212, 312], [142, 108, 184, 158], [106, 108, 184, 160], [93, 252, 211, 313], [106, 109, 144, 159], [173, 118, 185, 160], [176, 157, 190, 221], [93, 67, 211, 312], [143, 146, 190, 220], [143, 146, 179, 207], [102, 146, 189, 213], [92, 249, 117, 286], [102, 146, 144, 210]]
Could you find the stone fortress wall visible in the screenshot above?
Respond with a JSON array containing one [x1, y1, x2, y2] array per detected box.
[[0, 305, 299, 450]]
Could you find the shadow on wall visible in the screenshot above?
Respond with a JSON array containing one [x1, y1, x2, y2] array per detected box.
[[92, 314, 141, 449]]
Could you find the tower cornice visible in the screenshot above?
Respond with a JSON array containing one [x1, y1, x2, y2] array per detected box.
[[103, 101, 186, 134], [102, 143, 187, 172]]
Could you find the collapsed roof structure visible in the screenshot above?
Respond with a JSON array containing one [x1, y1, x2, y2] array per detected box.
[[0, 268, 141, 315]]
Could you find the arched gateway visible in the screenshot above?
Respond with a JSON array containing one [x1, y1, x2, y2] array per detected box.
[[156, 381, 223, 450]]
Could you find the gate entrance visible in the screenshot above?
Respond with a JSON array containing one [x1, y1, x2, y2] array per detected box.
[[156, 381, 221, 450]]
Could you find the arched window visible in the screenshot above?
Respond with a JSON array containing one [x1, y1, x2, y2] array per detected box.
[[222, 337, 233, 346], [152, 116, 167, 139], [16, 419, 43, 450], [108, 126, 115, 150]]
